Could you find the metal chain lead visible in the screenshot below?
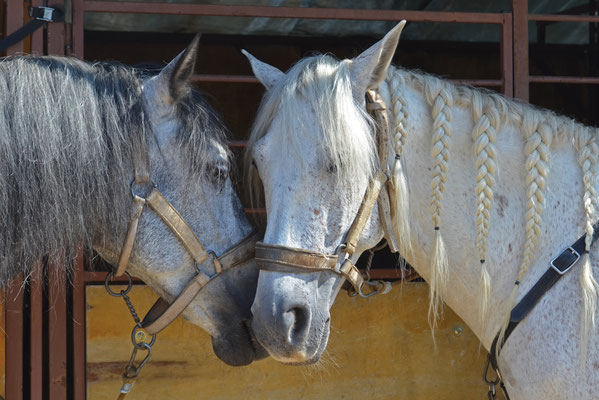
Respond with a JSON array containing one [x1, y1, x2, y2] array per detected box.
[[105, 270, 157, 400]]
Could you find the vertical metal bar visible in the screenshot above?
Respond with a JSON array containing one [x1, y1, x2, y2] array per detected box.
[[48, 257, 68, 400], [5, 276, 24, 400], [590, 0, 598, 125], [512, 0, 530, 101], [5, 0, 25, 55], [30, 263, 44, 400], [501, 13, 514, 97], [72, 253, 86, 399], [71, 0, 84, 58], [47, 0, 66, 55], [31, 0, 44, 54]]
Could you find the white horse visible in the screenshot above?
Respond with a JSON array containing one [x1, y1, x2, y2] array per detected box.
[[0, 37, 266, 366], [244, 22, 599, 398]]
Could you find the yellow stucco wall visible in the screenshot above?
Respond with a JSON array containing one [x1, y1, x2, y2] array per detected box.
[[87, 283, 493, 399]]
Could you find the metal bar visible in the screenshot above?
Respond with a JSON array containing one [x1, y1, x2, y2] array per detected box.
[[31, 0, 44, 55], [512, 0, 529, 101], [71, 253, 86, 400], [501, 13, 514, 97], [47, 0, 66, 56], [30, 264, 44, 400], [84, 2, 505, 24], [227, 140, 248, 148], [193, 74, 258, 83], [529, 75, 599, 84], [448, 79, 503, 86], [72, 0, 85, 58], [195, 74, 503, 87], [530, 13, 599, 23], [359, 268, 418, 280], [5, 275, 24, 400], [5, 0, 25, 55], [48, 257, 68, 400], [83, 271, 143, 285]]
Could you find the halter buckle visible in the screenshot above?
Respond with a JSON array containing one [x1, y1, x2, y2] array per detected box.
[[208, 250, 223, 275], [550, 246, 580, 275]]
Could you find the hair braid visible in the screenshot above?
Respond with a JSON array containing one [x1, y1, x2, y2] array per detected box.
[[471, 91, 499, 321], [424, 78, 453, 331], [576, 132, 599, 360], [387, 68, 412, 257], [499, 116, 553, 350]]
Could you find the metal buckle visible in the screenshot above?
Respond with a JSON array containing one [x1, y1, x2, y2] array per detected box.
[[29, 6, 55, 22], [550, 246, 580, 275]]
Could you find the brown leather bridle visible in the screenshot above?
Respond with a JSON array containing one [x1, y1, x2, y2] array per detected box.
[[255, 89, 398, 297], [106, 146, 257, 398], [111, 174, 257, 336]]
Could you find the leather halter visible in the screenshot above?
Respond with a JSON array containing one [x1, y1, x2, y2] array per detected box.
[[114, 150, 257, 335], [255, 89, 399, 295]]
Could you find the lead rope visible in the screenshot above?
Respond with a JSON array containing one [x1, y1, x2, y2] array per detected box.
[[105, 271, 157, 399]]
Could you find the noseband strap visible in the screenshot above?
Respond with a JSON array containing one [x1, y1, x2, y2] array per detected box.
[[141, 232, 257, 335], [255, 241, 365, 292]]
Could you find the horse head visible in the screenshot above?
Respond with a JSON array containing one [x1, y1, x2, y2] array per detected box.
[[244, 22, 406, 363]]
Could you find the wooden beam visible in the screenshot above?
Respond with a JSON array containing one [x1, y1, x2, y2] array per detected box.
[[47, 0, 66, 55], [72, 253, 86, 400], [5, 275, 24, 400], [30, 264, 44, 400], [512, 0, 529, 101], [48, 257, 67, 400]]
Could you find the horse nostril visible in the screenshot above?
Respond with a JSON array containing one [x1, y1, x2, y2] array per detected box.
[[283, 305, 311, 345]]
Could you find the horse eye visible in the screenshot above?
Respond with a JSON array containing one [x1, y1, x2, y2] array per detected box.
[[208, 164, 228, 188], [327, 163, 338, 174]]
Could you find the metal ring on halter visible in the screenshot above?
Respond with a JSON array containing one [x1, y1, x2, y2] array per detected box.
[[195, 250, 221, 276], [130, 179, 156, 199], [131, 325, 156, 350], [357, 280, 392, 298], [105, 270, 133, 297]]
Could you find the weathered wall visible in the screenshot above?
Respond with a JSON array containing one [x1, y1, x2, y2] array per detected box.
[[87, 283, 498, 399]]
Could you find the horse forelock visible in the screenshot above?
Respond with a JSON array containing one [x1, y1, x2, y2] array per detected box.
[[245, 54, 378, 214], [0, 56, 227, 286]]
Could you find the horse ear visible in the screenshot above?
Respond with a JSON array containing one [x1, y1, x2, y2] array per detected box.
[[350, 21, 406, 98], [241, 50, 285, 90], [158, 33, 201, 102]]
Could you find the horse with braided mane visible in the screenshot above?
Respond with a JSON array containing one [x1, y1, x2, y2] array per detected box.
[[245, 22, 599, 398]]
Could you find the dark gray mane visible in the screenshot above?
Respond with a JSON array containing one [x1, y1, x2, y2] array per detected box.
[[0, 55, 227, 285]]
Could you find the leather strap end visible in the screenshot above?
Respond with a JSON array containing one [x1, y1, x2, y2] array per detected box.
[[340, 259, 364, 292], [115, 196, 145, 277]]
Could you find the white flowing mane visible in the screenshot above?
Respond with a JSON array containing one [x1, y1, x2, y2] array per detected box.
[[246, 54, 598, 355]]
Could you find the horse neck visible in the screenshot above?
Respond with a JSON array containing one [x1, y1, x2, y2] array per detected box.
[[381, 72, 588, 347]]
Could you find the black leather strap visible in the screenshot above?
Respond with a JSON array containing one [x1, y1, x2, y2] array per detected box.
[[0, 6, 64, 52], [487, 220, 599, 394]]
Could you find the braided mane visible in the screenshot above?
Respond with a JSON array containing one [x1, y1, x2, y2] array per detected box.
[[386, 65, 598, 354]]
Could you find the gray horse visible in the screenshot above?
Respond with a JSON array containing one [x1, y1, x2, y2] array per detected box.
[[0, 37, 266, 366]]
